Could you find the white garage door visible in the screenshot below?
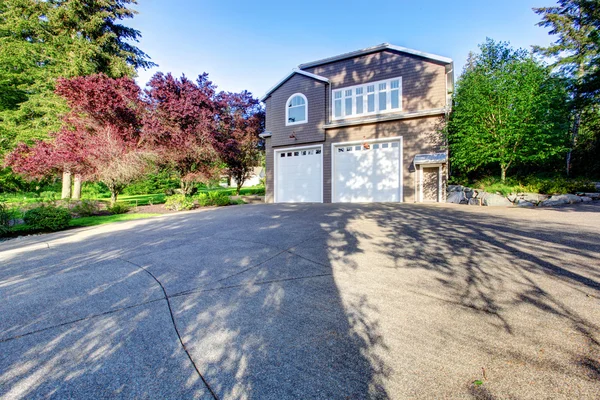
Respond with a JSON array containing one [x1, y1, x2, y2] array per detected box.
[[333, 139, 402, 203], [275, 146, 322, 203]]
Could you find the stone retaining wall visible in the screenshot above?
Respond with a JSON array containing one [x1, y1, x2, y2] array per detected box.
[[447, 185, 600, 207]]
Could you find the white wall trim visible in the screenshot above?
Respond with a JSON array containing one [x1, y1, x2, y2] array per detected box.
[[285, 93, 308, 126], [274, 144, 323, 203], [324, 108, 446, 129], [331, 136, 403, 203]]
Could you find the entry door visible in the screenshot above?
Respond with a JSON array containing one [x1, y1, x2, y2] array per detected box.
[[422, 167, 440, 202], [275, 147, 322, 203], [333, 139, 402, 203]]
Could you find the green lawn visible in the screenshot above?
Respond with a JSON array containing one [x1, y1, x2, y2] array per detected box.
[[115, 193, 167, 206], [69, 213, 161, 227]]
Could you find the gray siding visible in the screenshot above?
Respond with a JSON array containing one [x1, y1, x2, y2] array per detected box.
[[302, 49, 448, 117], [265, 74, 327, 148]]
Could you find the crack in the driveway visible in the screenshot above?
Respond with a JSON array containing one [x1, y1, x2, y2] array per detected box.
[[0, 298, 164, 344], [171, 272, 334, 299], [119, 258, 219, 400]]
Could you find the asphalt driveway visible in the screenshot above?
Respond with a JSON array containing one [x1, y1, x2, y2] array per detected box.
[[1, 202, 599, 399]]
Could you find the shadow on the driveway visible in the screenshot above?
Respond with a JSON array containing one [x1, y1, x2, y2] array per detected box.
[[1, 202, 599, 399]]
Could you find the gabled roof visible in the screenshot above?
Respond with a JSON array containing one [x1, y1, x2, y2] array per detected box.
[[298, 43, 453, 69], [260, 69, 329, 102]]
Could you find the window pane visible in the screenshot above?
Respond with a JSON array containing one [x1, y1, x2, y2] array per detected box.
[[391, 89, 400, 109], [334, 99, 342, 117], [334, 91, 342, 99], [290, 95, 305, 107], [288, 105, 306, 123], [356, 95, 363, 114], [345, 89, 352, 97], [379, 82, 387, 91], [345, 97, 352, 116], [367, 85, 375, 93], [391, 79, 400, 89], [379, 91, 387, 111], [355, 87, 363, 95], [367, 93, 375, 112]]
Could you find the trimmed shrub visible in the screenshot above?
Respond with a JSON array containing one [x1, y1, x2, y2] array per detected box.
[[39, 191, 59, 202], [196, 193, 211, 207], [208, 191, 230, 206], [107, 202, 130, 215], [164, 194, 194, 211], [196, 191, 230, 207], [71, 200, 101, 217], [23, 205, 72, 231]]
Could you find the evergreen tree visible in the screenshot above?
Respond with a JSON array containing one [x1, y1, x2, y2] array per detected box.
[[534, 0, 600, 174]]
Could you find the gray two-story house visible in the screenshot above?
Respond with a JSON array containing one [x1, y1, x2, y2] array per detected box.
[[260, 43, 453, 204]]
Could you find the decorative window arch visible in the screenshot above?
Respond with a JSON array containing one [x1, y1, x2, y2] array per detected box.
[[286, 93, 307, 126]]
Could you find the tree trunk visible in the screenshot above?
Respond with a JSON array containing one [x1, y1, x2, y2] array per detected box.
[[72, 175, 82, 199], [110, 190, 118, 206], [500, 166, 507, 182], [61, 170, 72, 199], [566, 111, 581, 176]]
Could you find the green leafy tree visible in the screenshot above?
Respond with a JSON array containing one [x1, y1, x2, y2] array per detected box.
[[534, 0, 600, 174], [0, 0, 154, 192], [447, 39, 571, 181]]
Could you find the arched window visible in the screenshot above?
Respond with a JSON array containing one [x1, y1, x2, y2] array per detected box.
[[286, 93, 307, 126]]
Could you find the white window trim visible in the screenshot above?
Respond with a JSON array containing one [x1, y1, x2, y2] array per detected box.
[[417, 164, 443, 203], [274, 144, 323, 203], [332, 77, 402, 121], [331, 136, 403, 203], [285, 93, 308, 126]]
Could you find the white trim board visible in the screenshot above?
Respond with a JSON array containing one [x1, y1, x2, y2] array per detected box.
[[273, 144, 324, 203], [331, 136, 403, 203]]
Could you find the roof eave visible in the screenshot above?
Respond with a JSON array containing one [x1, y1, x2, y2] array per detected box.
[[260, 69, 329, 102], [298, 43, 453, 70]]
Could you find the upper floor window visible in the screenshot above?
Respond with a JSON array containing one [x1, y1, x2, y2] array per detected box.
[[332, 77, 402, 120], [286, 93, 307, 126]]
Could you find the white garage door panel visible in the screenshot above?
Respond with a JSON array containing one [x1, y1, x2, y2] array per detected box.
[[276, 148, 322, 203], [334, 141, 401, 203]]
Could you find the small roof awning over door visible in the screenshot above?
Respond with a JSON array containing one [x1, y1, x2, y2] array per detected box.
[[414, 152, 447, 165]]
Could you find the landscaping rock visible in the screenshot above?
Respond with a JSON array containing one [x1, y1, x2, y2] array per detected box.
[[580, 196, 593, 202], [507, 194, 518, 203], [447, 185, 464, 192], [464, 188, 475, 199], [468, 198, 481, 206], [541, 194, 582, 207], [581, 193, 600, 200], [447, 191, 466, 204], [516, 200, 534, 207], [480, 192, 512, 207]]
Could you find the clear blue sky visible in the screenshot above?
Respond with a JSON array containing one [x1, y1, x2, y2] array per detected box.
[[129, 0, 557, 98]]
